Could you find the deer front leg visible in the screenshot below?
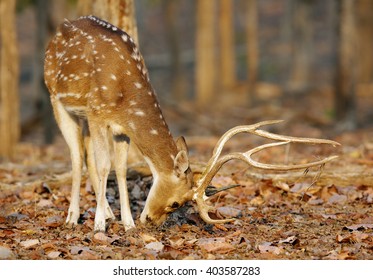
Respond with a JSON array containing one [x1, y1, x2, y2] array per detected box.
[[52, 99, 83, 226], [113, 134, 135, 230], [89, 122, 111, 232], [84, 122, 115, 220]]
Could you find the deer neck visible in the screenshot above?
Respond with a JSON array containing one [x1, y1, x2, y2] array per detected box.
[[124, 89, 178, 176]]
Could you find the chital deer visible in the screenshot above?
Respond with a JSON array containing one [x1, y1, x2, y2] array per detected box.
[[44, 16, 193, 232], [45, 16, 339, 232]]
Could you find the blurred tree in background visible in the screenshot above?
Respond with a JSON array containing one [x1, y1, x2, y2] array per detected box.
[[195, 0, 216, 108], [334, 0, 357, 129], [0, 0, 19, 159]]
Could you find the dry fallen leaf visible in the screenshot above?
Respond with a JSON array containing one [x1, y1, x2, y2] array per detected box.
[[93, 232, 110, 245], [20, 239, 39, 249], [343, 224, 373, 231], [0, 246, 15, 259], [197, 238, 235, 253], [328, 194, 347, 204], [37, 199, 54, 208], [45, 216, 63, 227], [258, 242, 283, 255], [47, 251, 61, 259], [214, 224, 228, 232], [217, 206, 241, 219], [145, 241, 164, 252], [278, 235, 299, 245], [140, 233, 158, 243], [169, 237, 185, 248], [70, 246, 91, 255], [337, 232, 369, 243]]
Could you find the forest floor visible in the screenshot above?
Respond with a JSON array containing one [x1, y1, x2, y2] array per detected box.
[[1, 89, 373, 260]]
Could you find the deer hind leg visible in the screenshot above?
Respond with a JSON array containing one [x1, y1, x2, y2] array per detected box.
[[83, 122, 115, 220], [113, 133, 135, 231], [51, 99, 83, 225], [89, 121, 111, 232]]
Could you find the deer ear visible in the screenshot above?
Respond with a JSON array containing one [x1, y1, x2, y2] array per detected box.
[[174, 150, 189, 176], [175, 136, 188, 153], [174, 136, 189, 176]]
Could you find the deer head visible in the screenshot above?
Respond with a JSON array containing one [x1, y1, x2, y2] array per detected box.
[[139, 136, 194, 226]]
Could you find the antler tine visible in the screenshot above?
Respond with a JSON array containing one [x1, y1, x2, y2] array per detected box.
[[198, 120, 283, 185], [206, 121, 282, 168], [193, 120, 340, 225]]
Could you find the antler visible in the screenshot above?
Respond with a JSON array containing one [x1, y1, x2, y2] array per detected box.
[[193, 120, 340, 224]]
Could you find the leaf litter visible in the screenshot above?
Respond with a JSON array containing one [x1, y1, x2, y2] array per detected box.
[[0, 128, 373, 260]]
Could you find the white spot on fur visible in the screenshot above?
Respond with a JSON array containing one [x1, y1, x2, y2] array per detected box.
[[150, 129, 158, 135], [134, 82, 142, 89], [111, 74, 117, 80], [128, 122, 136, 130], [121, 34, 128, 42], [135, 110, 145, 117]]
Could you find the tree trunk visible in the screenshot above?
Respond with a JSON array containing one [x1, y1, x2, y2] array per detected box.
[[246, 0, 258, 103], [35, 0, 56, 144], [195, 0, 216, 108], [219, 0, 236, 90], [163, 0, 186, 101], [77, 0, 138, 45], [0, 0, 19, 159], [334, 0, 357, 128], [356, 0, 373, 84], [288, 0, 313, 93]]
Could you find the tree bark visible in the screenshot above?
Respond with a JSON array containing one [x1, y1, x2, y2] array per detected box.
[[288, 0, 313, 93], [163, 0, 186, 101], [0, 0, 19, 159], [334, 0, 357, 128], [246, 0, 258, 103], [35, 0, 56, 144], [195, 0, 216, 108], [219, 0, 236, 90], [356, 0, 373, 84]]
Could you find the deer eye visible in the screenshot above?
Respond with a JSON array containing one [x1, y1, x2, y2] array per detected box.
[[171, 202, 180, 209]]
